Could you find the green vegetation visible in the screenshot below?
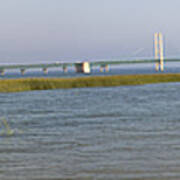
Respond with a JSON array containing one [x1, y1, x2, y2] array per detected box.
[[0, 118, 14, 136], [0, 73, 180, 93]]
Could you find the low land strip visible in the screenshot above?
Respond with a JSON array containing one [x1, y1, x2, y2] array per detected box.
[[0, 73, 180, 93]]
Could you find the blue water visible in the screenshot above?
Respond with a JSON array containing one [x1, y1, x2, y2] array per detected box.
[[0, 82, 180, 179], [1, 63, 180, 179]]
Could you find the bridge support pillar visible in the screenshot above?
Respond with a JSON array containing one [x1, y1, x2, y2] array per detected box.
[[20, 68, 26, 75], [75, 62, 91, 74], [43, 68, 48, 74], [63, 65, 68, 73], [104, 64, 109, 72], [100, 64, 109, 72], [0, 69, 5, 76]]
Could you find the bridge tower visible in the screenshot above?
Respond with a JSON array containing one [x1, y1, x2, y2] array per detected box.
[[154, 32, 164, 72]]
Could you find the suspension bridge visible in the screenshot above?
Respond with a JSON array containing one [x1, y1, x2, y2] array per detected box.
[[0, 33, 179, 75]]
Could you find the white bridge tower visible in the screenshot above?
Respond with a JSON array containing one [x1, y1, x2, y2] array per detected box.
[[154, 32, 164, 71]]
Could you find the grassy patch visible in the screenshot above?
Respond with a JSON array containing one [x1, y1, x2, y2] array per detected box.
[[0, 73, 180, 93]]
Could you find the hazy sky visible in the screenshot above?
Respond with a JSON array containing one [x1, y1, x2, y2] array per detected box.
[[0, 0, 180, 63]]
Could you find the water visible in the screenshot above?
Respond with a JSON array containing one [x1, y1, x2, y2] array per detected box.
[[0, 83, 180, 180]]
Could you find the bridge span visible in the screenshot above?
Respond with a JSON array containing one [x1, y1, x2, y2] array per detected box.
[[0, 58, 179, 75]]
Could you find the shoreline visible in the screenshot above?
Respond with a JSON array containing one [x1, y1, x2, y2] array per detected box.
[[0, 73, 180, 93]]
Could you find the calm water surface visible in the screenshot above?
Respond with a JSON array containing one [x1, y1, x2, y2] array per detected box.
[[0, 83, 180, 180]]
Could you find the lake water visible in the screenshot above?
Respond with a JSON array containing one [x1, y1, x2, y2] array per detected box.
[[0, 82, 180, 180]]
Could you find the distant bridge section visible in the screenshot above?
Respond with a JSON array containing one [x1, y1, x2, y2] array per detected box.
[[0, 59, 179, 75]]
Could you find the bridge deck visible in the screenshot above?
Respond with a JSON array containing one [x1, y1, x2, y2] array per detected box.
[[0, 59, 179, 70]]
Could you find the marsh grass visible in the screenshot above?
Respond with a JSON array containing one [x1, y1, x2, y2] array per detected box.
[[0, 73, 180, 92], [0, 118, 14, 136]]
